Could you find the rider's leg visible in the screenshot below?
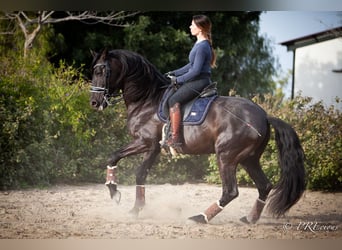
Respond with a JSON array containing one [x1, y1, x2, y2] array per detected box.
[[167, 78, 210, 147], [168, 102, 182, 146]]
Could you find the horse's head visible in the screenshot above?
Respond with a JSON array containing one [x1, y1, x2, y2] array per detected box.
[[90, 49, 122, 111], [90, 49, 170, 110]]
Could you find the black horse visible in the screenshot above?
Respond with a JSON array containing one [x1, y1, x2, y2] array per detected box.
[[90, 49, 305, 224]]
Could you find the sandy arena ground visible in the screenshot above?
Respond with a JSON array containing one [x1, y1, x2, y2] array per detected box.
[[0, 183, 341, 239]]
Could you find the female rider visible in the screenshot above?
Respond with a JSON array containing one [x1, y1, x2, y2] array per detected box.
[[167, 14, 217, 147]]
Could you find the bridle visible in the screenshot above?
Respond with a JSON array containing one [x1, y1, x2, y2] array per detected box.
[[90, 61, 122, 108]]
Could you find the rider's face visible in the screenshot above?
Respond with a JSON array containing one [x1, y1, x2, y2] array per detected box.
[[189, 20, 201, 37]]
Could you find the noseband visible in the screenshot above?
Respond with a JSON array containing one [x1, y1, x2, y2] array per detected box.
[[90, 61, 122, 107]]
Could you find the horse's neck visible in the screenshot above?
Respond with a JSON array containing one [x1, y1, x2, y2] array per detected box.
[[126, 100, 157, 117]]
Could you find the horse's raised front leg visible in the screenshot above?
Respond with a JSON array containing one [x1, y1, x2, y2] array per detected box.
[[105, 165, 121, 203], [105, 138, 150, 202], [106, 138, 160, 217]]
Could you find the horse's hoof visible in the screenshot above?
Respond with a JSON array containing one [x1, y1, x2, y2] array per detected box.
[[240, 216, 249, 224], [106, 183, 117, 198], [129, 207, 141, 218], [188, 214, 208, 224], [240, 216, 256, 224]]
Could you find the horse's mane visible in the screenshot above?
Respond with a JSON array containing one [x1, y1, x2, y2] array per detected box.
[[106, 49, 170, 105]]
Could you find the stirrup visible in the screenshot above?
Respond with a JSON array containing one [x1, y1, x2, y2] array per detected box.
[[166, 135, 182, 148], [167, 141, 183, 148], [167, 140, 182, 157]]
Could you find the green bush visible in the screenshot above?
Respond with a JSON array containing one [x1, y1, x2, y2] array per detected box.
[[0, 52, 123, 189], [287, 97, 342, 191], [1, 55, 50, 188]]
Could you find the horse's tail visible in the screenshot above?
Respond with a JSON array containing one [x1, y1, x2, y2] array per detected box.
[[266, 116, 306, 217]]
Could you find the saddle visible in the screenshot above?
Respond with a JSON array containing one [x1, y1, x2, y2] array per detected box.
[[158, 83, 217, 154], [199, 82, 219, 98], [157, 82, 218, 126]]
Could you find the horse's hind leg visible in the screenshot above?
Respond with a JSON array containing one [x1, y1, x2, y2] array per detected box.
[[189, 153, 239, 224], [240, 157, 272, 224]]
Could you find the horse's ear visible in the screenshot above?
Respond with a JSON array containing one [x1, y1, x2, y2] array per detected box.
[[90, 49, 97, 58], [100, 48, 109, 59]]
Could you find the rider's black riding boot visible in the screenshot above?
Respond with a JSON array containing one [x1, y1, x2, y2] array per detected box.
[[168, 103, 182, 147]]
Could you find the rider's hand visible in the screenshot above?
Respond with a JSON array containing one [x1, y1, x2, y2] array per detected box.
[[164, 71, 173, 77], [170, 76, 177, 86]]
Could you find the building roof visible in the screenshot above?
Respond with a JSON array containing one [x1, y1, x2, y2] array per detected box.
[[280, 26, 342, 51]]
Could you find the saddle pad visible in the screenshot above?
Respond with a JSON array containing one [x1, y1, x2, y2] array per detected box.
[[157, 87, 217, 126]]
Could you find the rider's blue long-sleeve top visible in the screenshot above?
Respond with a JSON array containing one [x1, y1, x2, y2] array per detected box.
[[172, 40, 212, 83]]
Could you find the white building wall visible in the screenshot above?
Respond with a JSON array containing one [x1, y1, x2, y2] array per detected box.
[[295, 38, 342, 110]]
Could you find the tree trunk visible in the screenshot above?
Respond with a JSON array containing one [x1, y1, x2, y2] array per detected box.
[[23, 24, 41, 58], [15, 13, 42, 58]]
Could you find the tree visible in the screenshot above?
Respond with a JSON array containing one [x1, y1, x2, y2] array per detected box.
[[122, 12, 279, 97], [1, 11, 139, 57], [1, 11, 279, 97], [209, 12, 279, 97]]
